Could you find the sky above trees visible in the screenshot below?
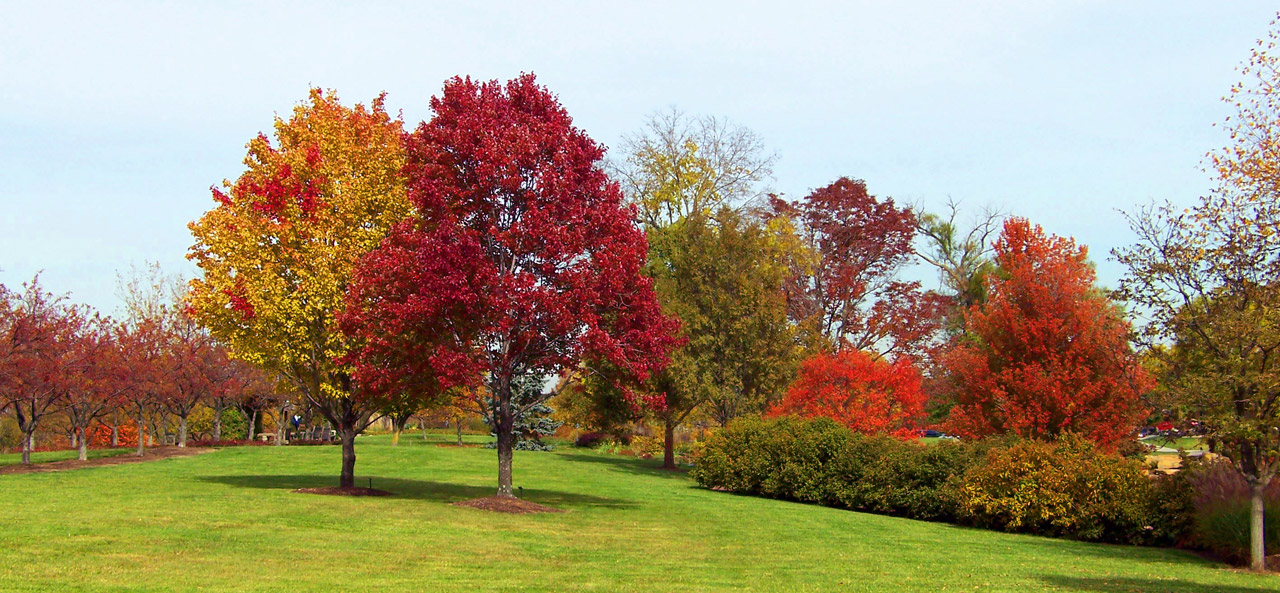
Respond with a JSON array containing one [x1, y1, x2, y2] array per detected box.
[[1, 1, 1275, 312]]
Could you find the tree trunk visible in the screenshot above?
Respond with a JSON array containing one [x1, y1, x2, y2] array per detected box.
[[496, 387, 515, 497], [1250, 480, 1267, 572], [111, 425, 119, 447], [178, 415, 188, 448], [21, 431, 33, 465], [276, 411, 285, 446], [663, 417, 676, 469], [423, 421, 429, 441], [339, 428, 356, 488], [77, 427, 88, 461], [70, 431, 79, 449], [136, 412, 147, 457], [392, 427, 401, 447], [213, 409, 222, 442], [456, 420, 463, 445], [247, 409, 257, 441]]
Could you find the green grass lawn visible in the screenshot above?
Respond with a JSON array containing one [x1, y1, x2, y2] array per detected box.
[[1140, 436, 1208, 453], [0, 432, 1274, 593], [0, 447, 131, 467]]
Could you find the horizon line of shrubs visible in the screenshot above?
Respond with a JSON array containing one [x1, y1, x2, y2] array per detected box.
[[690, 415, 1278, 563]]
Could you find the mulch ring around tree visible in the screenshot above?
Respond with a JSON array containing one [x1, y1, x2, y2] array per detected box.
[[0, 446, 213, 475], [294, 486, 394, 497], [451, 496, 564, 514]]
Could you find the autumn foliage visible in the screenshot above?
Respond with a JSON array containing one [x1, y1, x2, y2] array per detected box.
[[341, 74, 679, 496], [769, 350, 925, 437], [944, 219, 1149, 446]]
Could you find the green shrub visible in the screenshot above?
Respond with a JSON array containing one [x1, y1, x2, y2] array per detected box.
[[0, 416, 21, 453], [949, 434, 1177, 545], [691, 416, 976, 521], [188, 407, 247, 441]]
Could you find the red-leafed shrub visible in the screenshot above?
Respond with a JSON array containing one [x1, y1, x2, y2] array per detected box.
[[89, 422, 139, 448], [769, 349, 925, 437]]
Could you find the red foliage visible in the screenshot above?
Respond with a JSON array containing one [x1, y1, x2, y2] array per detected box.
[[943, 219, 1150, 446], [341, 73, 679, 400], [770, 178, 945, 358], [340, 74, 679, 494], [769, 350, 926, 437], [89, 422, 139, 447]]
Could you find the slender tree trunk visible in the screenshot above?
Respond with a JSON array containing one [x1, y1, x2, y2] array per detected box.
[[70, 431, 78, 449], [177, 415, 188, 448], [423, 421, 429, 441], [392, 426, 401, 447], [456, 420, 463, 445], [339, 427, 356, 488], [77, 427, 88, 461], [663, 417, 676, 469], [1250, 480, 1267, 572], [111, 425, 119, 447], [276, 410, 285, 446], [213, 409, 222, 442], [136, 411, 147, 457], [247, 409, 257, 441], [22, 431, 33, 465]]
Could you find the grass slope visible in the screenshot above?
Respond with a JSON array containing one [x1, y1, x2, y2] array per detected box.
[[0, 447, 131, 467], [0, 433, 1275, 593]]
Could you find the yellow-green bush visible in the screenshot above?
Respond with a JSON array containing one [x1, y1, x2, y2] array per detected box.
[[950, 434, 1178, 545]]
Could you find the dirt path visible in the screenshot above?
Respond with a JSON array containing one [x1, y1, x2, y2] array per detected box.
[[0, 447, 215, 475]]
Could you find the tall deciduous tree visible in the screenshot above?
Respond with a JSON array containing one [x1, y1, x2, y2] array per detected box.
[[769, 349, 926, 438], [946, 218, 1149, 446], [617, 110, 792, 467], [616, 107, 775, 230], [188, 89, 411, 487], [1114, 19, 1280, 571], [0, 277, 86, 464], [62, 317, 128, 460], [342, 74, 678, 498], [769, 178, 945, 359]]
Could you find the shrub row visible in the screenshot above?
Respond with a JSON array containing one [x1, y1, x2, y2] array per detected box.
[[690, 416, 1191, 546]]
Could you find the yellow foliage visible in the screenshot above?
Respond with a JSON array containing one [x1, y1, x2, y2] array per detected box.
[[186, 88, 410, 402]]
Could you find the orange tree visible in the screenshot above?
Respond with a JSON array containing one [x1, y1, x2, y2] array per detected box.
[[187, 89, 411, 487], [944, 218, 1149, 447]]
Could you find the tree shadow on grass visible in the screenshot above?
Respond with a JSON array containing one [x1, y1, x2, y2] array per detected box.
[[926, 522, 1227, 569], [1041, 575, 1276, 593], [197, 474, 634, 510], [555, 452, 693, 480]]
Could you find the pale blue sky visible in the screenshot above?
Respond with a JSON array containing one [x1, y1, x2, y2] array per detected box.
[[1, 1, 1275, 314]]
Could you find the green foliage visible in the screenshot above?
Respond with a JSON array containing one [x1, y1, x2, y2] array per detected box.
[[482, 374, 562, 451], [692, 416, 977, 522], [694, 417, 1191, 545], [648, 208, 799, 427], [0, 416, 22, 453], [187, 406, 247, 441], [950, 435, 1182, 545]]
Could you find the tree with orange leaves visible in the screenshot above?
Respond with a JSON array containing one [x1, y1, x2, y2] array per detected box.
[[945, 219, 1149, 446], [769, 349, 925, 438]]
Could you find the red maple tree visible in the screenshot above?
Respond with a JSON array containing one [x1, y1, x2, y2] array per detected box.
[[943, 218, 1150, 446], [0, 276, 88, 464], [769, 349, 926, 437], [341, 74, 679, 498], [769, 177, 945, 358]]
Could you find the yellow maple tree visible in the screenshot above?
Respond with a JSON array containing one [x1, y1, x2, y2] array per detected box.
[[186, 88, 410, 487]]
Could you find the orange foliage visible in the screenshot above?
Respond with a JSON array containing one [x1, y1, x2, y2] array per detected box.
[[769, 349, 925, 438]]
